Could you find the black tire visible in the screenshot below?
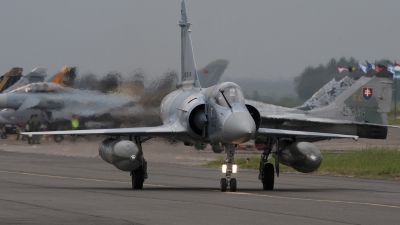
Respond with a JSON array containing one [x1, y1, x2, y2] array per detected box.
[[1, 134, 7, 139], [54, 135, 64, 143], [230, 178, 237, 192], [262, 163, 274, 190], [220, 178, 227, 192], [132, 166, 144, 189], [22, 135, 28, 141]]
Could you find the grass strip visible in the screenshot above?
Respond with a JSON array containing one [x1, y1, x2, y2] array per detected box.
[[204, 148, 400, 180]]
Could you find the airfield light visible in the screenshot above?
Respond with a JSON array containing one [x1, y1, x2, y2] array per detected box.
[[222, 164, 227, 173]]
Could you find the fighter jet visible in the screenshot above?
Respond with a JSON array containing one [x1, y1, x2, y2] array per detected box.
[[254, 68, 394, 139], [296, 69, 368, 110], [0, 80, 135, 140], [24, 0, 358, 192], [0, 68, 48, 138], [0, 68, 23, 93], [0, 82, 133, 115]]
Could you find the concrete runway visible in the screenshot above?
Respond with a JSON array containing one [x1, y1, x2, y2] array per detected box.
[[0, 149, 399, 225]]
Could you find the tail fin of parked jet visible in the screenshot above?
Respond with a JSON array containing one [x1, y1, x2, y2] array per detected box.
[[47, 67, 77, 87], [197, 59, 229, 88], [297, 70, 366, 111], [178, 0, 201, 90], [0, 68, 23, 93], [2, 68, 47, 93], [310, 70, 394, 125]]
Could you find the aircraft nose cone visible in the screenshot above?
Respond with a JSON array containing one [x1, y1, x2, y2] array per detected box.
[[222, 111, 256, 144], [0, 94, 6, 108]]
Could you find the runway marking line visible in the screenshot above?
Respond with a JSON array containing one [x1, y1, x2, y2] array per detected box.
[[0, 170, 169, 187], [223, 191, 400, 209]]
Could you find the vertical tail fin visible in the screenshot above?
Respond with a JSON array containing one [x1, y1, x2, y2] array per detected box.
[[310, 70, 394, 125], [178, 0, 201, 90], [0, 68, 23, 93]]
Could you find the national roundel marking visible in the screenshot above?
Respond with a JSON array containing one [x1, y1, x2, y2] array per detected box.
[[362, 87, 373, 101]]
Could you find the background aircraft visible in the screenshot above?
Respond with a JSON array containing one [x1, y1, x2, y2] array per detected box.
[[197, 59, 229, 88], [0, 61, 227, 139], [46, 66, 77, 87], [24, 0, 358, 193], [0, 82, 133, 116], [1, 68, 47, 93], [253, 69, 394, 140], [0, 67, 23, 93], [296, 69, 368, 110]]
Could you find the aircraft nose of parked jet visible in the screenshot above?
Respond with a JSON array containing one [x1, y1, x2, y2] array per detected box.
[[0, 94, 7, 108], [222, 111, 256, 144]]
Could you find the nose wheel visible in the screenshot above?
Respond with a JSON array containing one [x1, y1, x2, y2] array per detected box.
[[220, 144, 237, 192], [220, 178, 237, 192]]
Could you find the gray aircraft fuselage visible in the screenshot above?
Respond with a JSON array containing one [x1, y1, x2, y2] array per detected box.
[[0, 108, 48, 125], [160, 81, 256, 145], [0, 83, 132, 115]]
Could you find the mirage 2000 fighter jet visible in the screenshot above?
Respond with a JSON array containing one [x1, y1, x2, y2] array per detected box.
[[24, 0, 358, 192]]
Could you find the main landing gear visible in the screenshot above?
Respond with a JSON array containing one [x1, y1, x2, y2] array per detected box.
[[130, 136, 149, 190], [130, 159, 148, 189], [258, 138, 276, 190], [220, 144, 237, 192]]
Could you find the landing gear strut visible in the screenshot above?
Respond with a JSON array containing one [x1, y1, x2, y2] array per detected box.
[[131, 136, 148, 190], [258, 138, 276, 190], [220, 144, 237, 192]]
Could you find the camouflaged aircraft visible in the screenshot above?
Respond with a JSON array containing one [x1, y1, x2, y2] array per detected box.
[[0, 67, 80, 139], [0, 68, 23, 93], [0, 82, 132, 116], [253, 68, 394, 139], [0, 68, 48, 94], [24, 0, 360, 192], [296, 69, 373, 111]]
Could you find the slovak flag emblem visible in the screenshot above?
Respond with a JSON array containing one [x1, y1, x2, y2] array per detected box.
[[362, 87, 373, 101]]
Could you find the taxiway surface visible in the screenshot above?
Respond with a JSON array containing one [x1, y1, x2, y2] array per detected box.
[[0, 149, 399, 225]]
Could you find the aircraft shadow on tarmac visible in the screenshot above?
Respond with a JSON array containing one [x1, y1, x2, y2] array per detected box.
[[54, 186, 341, 193]]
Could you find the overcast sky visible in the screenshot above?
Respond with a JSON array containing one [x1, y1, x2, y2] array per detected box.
[[0, 0, 399, 81]]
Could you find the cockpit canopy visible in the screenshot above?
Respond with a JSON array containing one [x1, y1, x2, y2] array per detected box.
[[11, 82, 66, 93], [215, 85, 245, 108]]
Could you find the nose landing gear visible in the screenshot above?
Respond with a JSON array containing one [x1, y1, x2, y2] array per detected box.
[[220, 144, 237, 192]]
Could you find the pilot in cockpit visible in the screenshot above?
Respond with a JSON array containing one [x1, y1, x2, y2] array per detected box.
[[215, 86, 245, 108]]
